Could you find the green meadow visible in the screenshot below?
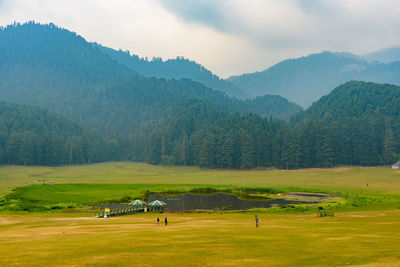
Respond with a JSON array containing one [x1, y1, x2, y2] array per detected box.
[[1, 162, 400, 266], [2, 162, 400, 194]]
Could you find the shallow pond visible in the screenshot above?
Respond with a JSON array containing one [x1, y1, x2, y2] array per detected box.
[[147, 193, 315, 212]]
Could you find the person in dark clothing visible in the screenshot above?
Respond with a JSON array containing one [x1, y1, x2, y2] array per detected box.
[[165, 217, 168, 226], [157, 217, 159, 225], [255, 215, 259, 228]]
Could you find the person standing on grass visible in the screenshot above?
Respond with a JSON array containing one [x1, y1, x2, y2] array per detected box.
[[165, 217, 168, 226], [157, 217, 159, 225], [255, 215, 259, 228]]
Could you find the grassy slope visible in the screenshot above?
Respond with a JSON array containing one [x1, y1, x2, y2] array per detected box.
[[2, 162, 400, 194]]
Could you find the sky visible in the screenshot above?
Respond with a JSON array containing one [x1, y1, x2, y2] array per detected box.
[[0, 0, 399, 78]]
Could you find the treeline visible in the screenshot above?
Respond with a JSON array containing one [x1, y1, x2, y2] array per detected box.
[[140, 99, 400, 169], [3, 95, 398, 168], [0, 101, 106, 165]]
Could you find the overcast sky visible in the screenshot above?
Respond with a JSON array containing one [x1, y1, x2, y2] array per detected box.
[[0, 0, 399, 78]]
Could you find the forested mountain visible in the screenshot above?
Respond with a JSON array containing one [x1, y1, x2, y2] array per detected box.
[[0, 101, 104, 165], [95, 44, 249, 99], [227, 51, 400, 107], [1, 22, 399, 169], [288, 81, 400, 167], [241, 95, 301, 120], [0, 22, 300, 164], [0, 22, 299, 131], [144, 99, 288, 168], [144, 81, 400, 169], [291, 81, 400, 123], [363, 46, 400, 63]]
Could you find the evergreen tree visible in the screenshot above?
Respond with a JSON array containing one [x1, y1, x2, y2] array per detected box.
[[383, 122, 397, 164], [240, 131, 256, 169]]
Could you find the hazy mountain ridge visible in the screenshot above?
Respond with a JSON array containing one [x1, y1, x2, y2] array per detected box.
[[363, 46, 400, 63], [227, 51, 400, 107], [0, 22, 300, 125], [95, 43, 302, 118], [241, 95, 301, 120], [95, 44, 249, 99]]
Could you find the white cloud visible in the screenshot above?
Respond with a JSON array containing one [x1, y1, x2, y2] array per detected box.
[[160, 0, 400, 52], [0, 0, 399, 78]]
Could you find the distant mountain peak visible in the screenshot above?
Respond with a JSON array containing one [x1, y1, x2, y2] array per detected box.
[[363, 46, 400, 63], [94, 43, 249, 99], [227, 50, 400, 107]]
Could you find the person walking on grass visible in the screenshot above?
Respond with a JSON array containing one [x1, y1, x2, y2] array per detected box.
[[157, 217, 159, 225], [165, 217, 168, 226], [255, 215, 259, 228]]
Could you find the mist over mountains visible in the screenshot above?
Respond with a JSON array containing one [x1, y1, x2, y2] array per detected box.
[[0, 22, 400, 168], [94, 44, 400, 107], [228, 51, 400, 107], [96, 40, 400, 109], [363, 46, 400, 63], [95, 44, 249, 99]]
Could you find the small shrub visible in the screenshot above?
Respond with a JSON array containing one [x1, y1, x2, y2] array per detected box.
[[5, 193, 18, 201], [17, 203, 49, 212], [120, 195, 132, 202], [239, 187, 282, 194], [190, 187, 217, 194]]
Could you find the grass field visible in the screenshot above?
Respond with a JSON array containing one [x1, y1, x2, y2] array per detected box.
[[2, 162, 400, 194], [1, 162, 400, 266], [1, 211, 400, 266]]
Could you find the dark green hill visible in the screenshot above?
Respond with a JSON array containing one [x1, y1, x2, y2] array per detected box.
[[95, 44, 249, 99], [145, 99, 288, 169], [241, 95, 301, 120], [228, 51, 400, 107], [291, 81, 400, 123], [145, 81, 400, 169], [288, 81, 400, 167], [0, 101, 104, 165]]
